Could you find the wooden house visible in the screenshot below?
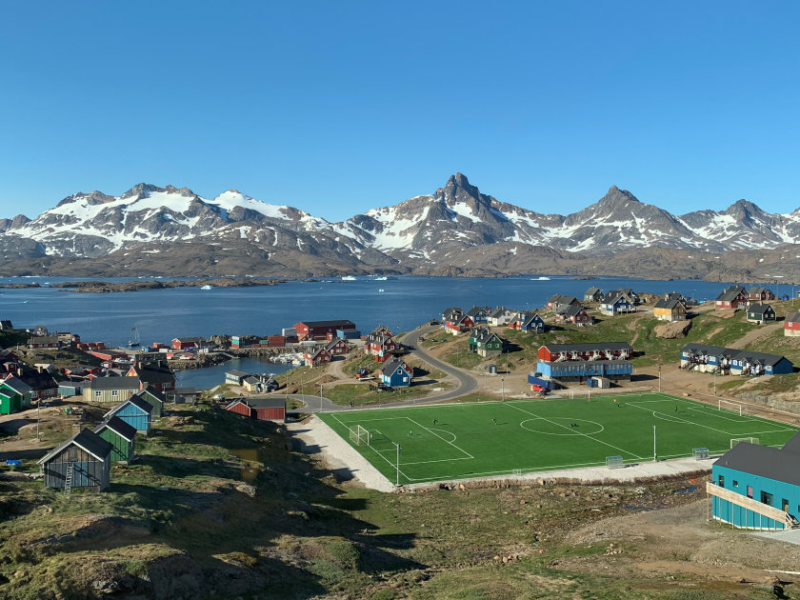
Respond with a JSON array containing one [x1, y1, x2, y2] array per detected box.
[[547, 295, 580, 311], [653, 297, 687, 321], [104, 396, 153, 434], [93, 416, 137, 463], [225, 370, 250, 385], [325, 337, 350, 356], [746, 303, 776, 324], [748, 287, 776, 302], [365, 333, 399, 361], [784, 312, 800, 337], [126, 360, 175, 393], [0, 320, 13, 330], [466, 306, 490, 324], [607, 288, 640, 304], [555, 304, 593, 327], [83, 376, 140, 403], [171, 336, 205, 350], [379, 358, 412, 389], [469, 328, 504, 358], [38, 429, 113, 491], [27, 335, 60, 350], [443, 313, 474, 335], [305, 346, 332, 368], [600, 292, 635, 316], [680, 344, 792, 376], [135, 386, 166, 418], [224, 397, 286, 422], [510, 312, 545, 333], [584, 287, 604, 302], [0, 377, 32, 415], [487, 307, 515, 327], [715, 285, 748, 309]]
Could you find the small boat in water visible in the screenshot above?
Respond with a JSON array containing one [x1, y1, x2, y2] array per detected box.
[[341, 276, 357, 281], [201, 285, 214, 290], [128, 327, 140, 348]]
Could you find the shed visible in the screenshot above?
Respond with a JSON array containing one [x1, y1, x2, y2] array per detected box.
[[93, 416, 137, 463], [38, 429, 113, 491], [104, 396, 153, 434], [0, 378, 33, 414], [136, 386, 165, 418]]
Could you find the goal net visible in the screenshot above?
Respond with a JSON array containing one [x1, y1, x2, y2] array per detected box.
[[730, 437, 759, 449], [606, 455, 624, 470], [718, 399, 743, 416], [692, 447, 709, 460], [348, 424, 370, 446]]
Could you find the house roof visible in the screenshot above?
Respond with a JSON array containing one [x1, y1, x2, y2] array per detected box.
[[94, 416, 137, 442], [715, 433, 800, 487], [748, 287, 773, 296], [174, 337, 205, 343], [466, 306, 488, 317], [243, 376, 260, 385], [17, 372, 58, 391], [379, 358, 408, 376], [226, 370, 250, 378], [747, 303, 773, 316], [0, 377, 32, 395], [585, 287, 601, 296], [681, 344, 788, 367], [715, 285, 748, 302], [247, 398, 286, 410], [541, 342, 633, 353], [88, 376, 141, 391], [522, 313, 543, 327], [38, 428, 113, 464], [785, 311, 800, 324], [296, 320, 356, 329], [138, 386, 166, 404], [325, 338, 347, 352], [653, 298, 683, 310], [131, 362, 175, 385], [558, 304, 587, 317], [104, 395, 153, 420], [28, 336, 59, 345]]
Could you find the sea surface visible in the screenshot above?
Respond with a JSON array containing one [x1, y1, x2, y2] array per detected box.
[[0, 275, 753, 349]]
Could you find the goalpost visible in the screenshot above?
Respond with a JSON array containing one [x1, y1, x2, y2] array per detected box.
[[730, 437, 759, 449], [348, 424, 371, 446], [718, 398, 743, 416]]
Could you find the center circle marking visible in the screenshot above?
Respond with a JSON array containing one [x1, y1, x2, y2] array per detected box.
[[519, 418, 605, 436]]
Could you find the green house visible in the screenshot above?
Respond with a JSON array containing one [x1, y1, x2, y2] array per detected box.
[[469, 328, 504, 358], [0, 378, 33, 415], [136, 386, 166, 418], [747, 303, 776, 324], [93, 416, 137, 463]]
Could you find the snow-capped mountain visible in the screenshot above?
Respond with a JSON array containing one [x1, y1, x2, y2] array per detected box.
[[1, 174, 799, 278]]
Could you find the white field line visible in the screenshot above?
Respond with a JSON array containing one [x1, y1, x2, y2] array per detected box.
[[504, 402, 648, 460], [331, 414, 413, 480], [407, 417, 474, 459]]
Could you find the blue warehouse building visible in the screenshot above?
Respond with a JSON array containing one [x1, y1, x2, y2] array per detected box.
[[708, 433, 800, 531], [536, 360, 633, 382]]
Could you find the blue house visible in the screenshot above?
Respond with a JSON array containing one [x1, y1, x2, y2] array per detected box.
[[517, 313, 545, 333], [680, 344, 792, 376], [709, 433, 800, 530], [103, 396, 152, 435], [379, 358, 412, 389], [599, 292, 635, 316]]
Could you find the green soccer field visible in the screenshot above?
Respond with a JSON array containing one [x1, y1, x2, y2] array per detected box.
[[318, 393, 798, 485]]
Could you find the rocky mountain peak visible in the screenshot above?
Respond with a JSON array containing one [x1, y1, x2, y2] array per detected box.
[[56, 190, 116, 208], [435, 173, 485, 206], [598, 186, 641, 206], [120, 183, 170, 202], [163, 185, 197, 198]]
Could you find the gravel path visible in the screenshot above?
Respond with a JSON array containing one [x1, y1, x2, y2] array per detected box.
[[288, 415, 712, 493]]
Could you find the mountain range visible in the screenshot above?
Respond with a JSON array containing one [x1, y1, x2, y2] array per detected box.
[[2, 174, 800, 282]]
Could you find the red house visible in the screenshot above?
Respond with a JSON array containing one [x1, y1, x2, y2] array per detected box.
[[172, 337, 204, 350], [785, 312, 800, 337], [224, 398, 286, 422], [304, 347, 332, 368], [714, 285, 748, 309], [444, 314, 474, 335], [293, 320, 357, 341], [325, 338, 350, 356], [554, 305, 593, 327]]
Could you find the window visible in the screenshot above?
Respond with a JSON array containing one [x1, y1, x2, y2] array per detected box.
[[95, 391, 102, 398], [747, 486, 754, 499], [733, 480, 739, 488], [783, 499, 789, 512], [718, 475, 725, 488], [761, 491, 773, 506], [111, 390, 119, 397]]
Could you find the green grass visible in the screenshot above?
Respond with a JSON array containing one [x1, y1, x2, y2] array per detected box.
[[324, 383, 439, 407], [320, 392, 797, 485]]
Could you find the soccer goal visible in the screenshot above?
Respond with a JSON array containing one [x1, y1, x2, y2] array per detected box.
[[692, 447, 709, 460], [606, 455, 624, 470], [348, 424, 370, 446], [718, 398, 743, 416], [730, 437, 759, 449]]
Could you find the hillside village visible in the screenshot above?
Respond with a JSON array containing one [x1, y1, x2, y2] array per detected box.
[[2, 283, 800, 598]]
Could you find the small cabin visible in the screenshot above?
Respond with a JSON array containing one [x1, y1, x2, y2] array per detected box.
[[93, 416, 137, 463], [103, 396, 153, 434], [38, 429, 113, 491]]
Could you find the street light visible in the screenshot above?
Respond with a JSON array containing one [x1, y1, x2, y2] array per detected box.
[[501, 375, 505, 401]]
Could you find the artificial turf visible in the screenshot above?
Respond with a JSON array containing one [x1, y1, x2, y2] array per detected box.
[[318, 392, 799, 485]]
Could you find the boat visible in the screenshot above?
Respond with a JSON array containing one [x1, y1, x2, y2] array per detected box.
[[200, 284, 213, 290], [374, 276, 388, 281], [341, 276, 357, 281], [128, 327, 140, 348]]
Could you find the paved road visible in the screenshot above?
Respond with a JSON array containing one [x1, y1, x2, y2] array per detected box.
[[287, 324, 479, 414]]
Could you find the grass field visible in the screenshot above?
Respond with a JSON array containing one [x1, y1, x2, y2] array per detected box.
[[319, 393, 799, 485]]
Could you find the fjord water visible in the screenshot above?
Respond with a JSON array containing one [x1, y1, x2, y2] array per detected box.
[[0, 276, 746, 350]]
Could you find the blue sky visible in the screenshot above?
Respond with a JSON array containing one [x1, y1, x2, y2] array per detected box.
[[1, 1, 799, 222]]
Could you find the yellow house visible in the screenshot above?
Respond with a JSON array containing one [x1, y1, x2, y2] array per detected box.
[[653, 297, 686, 321]]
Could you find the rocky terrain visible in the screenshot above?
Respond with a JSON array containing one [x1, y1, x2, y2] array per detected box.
[[2, 175, 800, 281]]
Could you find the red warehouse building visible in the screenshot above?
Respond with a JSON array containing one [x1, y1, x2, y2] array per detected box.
[[538, 342, 633, 362], [293, 320, 356, 341], [224, 397, 286, 422]]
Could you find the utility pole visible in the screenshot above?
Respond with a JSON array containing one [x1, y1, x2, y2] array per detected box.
[[395, 443, 401, 487], [653, 425, 657, 462], [501, 375, 505, 401], [658, 363, 662, 393]]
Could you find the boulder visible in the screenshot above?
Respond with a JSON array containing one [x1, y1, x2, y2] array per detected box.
[[654, 320, 692, 339]]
